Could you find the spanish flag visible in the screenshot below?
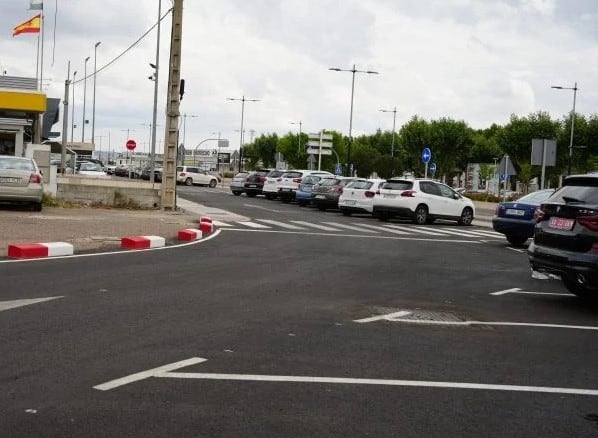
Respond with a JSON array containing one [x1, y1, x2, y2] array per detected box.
[[13, 14, 42, 37]]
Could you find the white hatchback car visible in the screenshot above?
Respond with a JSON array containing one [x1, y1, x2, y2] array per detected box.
[[176, 166, 218, 187], [262, 169, 286, 200], [338, 178, 386, 216], [372, 178, 475, 225]]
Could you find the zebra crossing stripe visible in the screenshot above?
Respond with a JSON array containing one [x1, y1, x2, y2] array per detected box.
[[418, 226, 500, 238], [321, 222, 379, 233], [290, 221, 341, 231], [358, 223, 411, 235], [256, 219, 307, 230], [383, 224, 446, 236], [238, 221, 271, 229], [212, 220, 232, 227]]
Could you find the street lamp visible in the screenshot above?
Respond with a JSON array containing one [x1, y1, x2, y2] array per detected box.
[[227, 96, 260, 172], [181, 113, 198, 153], [149, 0, 162, 183], [71, 70, 77, 145], [290, 121, 302, 154], [328, 64, 379, 176], [378, 107, 397, 157], [81, 56, 90, 142], [551, 82, 578, 175], [91, 41, 101, 145]]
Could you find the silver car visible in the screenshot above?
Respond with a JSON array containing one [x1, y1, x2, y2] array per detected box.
[[0, 155, 44, 211]]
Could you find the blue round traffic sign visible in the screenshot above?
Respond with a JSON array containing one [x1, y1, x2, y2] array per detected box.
[[422, 147, 431, 164], [429, 162, 436, 174]]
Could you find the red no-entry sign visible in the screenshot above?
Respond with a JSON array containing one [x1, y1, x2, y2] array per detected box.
[[126, 139, 137, 151]]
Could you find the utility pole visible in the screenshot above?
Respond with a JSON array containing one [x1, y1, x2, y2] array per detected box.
[[60, 61, 71, 174], [161, 0, 183, 210]]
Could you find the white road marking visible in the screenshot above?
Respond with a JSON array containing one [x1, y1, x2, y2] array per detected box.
[[421, 227, 503, 238], [237, 221, 271, 229], [212, 220, 233, 227], [290, 221, 341, 231], [507, 247, 526, 253], [490, 288, 574, 297], [95, 356, 598, 396], [385, 318, 598, 331], [354, 311, 412, 323], [243, 204, 285, 213], [256, 219, 307, 230], [0, 296, 63, 312], [322, 222, 379, 233], [382, 224, 445, 236], [358, 224, 411, 235]]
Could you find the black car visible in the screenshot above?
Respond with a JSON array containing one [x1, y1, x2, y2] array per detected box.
[[141, 167, 163, 182], [311, 177, 357, 211], [528, 174, 598, 298], [244, 169, 272, 197]]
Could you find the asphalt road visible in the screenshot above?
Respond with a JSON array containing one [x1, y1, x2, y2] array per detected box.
[[1, 186, 597, 437]]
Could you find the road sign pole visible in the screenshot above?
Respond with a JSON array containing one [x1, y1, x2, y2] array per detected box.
[[541, 139, 546, 190], [425, 162, 428, 179], [318, 131, 323, 171]]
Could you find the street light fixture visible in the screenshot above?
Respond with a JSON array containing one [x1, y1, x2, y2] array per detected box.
[[91, 41, 101, 145], [82, 56, 90, 142], [378, 107, 397, 158], [227, 96, 260, 172], [551, 82, 578, 175], [181, 113, 198, 152], [290, 121, 303, 154], [71, 70, 77, 145], [329, 64, 379, 175]]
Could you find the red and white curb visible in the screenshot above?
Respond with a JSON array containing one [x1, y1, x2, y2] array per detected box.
[[198, 216, 214, 234], [121, 235, 166, 250], [178, 229, 203, 241], [7, 242, 74, 259]]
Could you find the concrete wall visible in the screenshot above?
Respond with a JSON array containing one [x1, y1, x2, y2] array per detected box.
[[56, 176, 161, 208]]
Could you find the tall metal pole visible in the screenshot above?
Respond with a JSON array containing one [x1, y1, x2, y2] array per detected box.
[[60, 61, 71, 174], [568, 83, 578, 176], [227, 96, 260, 172], [71, 70, 77, 145], [91, 41, 101, 145], [82, 56, 90, 142], [290, 121, 302, 153], [150, 0, 161, 183]]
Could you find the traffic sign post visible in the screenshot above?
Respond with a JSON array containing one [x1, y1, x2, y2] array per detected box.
[[126, 139, 137, 151], [429, 162, 436, 176], [422, 147, 431, 178], [307, 132, 333, 171]]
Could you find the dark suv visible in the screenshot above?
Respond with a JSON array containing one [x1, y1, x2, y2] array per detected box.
[[244, 169, 272, 197], [528, 174, 598, 298]]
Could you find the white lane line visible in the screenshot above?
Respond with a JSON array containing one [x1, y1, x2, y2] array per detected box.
[[490, 288, 574, 297], [463, 230, 505, 238], [95, 356, 598, 396], [0, 296, 63, 312], [212, 220, 232, 227], [93, 357, 208, 390], [321, 222, 379, 233], [382, 224, 445, 236], [358, 224, 411, 235], [507, 247, 527, 253], [385, 318, 598, 331], [421, 227, 502, 238], [354, 311, 412, 323], [256, 219, 307, 230], [290, 221, 341, 231], [237, 221, 271, 229]]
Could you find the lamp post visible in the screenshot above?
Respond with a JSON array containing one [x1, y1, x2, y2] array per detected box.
[[227, 96, 260, 172], [551, 82, 578, 175], [149, 0, 162, 183], [328, 64, 379, 176], [181, 113, 198, 154], [290, 120, 302, 154], [91, 41, 101, 145], [70, 70, 77, 145], [81, 56, 90, 142], [379, 107, 397, 176]]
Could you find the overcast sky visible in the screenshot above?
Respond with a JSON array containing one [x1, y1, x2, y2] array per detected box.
[[1, 0, 597, 154]]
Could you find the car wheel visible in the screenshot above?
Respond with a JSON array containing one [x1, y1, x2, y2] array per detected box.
[[562, 274, 597, 300], [378, 212, 389, 221], [317, 205, 326, 211], [506, 234, 528, 246], [185, 177, 193, 186], [232, 191, 241, 196], [265, 194, 275, 200], [33, 202, 42, 212], [341, 210, 351, 216], [413, 205, 428, 225], [209, 179, 217, 188], [246, 192, 256, 198], [297, 201, 306, 207], [458, 207, 474, 226]]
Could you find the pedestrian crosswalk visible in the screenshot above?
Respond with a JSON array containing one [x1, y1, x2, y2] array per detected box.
[[211, 219, 504, 240]]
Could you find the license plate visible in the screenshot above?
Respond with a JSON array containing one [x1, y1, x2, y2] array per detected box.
[[315, 195, 326, 199], [383, 194, 395, 199], [548, 216, 574, 230], [248, 184, 257, 188], [345, 200, 356, 206], [281, 188, 291, 192], [506, 208, 525, 216], [0, 177, 19, 183]]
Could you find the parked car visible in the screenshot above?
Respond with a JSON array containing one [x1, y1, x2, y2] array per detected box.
[[528, 174, 598, 298], [261, 169, 286, 200], [277, 170, 333, 203], [114, 164, 133, 177], [176, 166, 218, 187], [230, 172, 249, 196], [338, 178, 386, 216], [295, 174, 333, 206], [492, 188, 555, 246], [0, 155, 44, 211], [77, 162, 108, 177], [372, 178, 475, 225], [104, 164, 117, 175], [311, 177, 358, 211], [244, 169, 272, 197], [141, 166, 163, 182]]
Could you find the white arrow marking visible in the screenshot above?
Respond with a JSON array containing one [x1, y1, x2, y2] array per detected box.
[[354, 311, 412, 323], [94, 357, 598, 396], [490, 288, 573, 297], [0, 296, 63, 312]]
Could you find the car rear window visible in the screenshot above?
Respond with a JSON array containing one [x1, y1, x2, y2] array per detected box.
[[549, 177, 598, 204], [282, 171, 302, 178], [320, 179, 340, 186], [0, 157, 35, 171], [267, 170, 284, 178], [383, 180, 413, 190]]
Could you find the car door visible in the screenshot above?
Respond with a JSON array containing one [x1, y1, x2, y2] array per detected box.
[[417, 181, 443, 214], [435, 182, 463, 217]]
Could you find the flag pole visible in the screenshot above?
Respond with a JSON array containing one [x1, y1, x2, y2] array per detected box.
[[40, 8, 44, 91]]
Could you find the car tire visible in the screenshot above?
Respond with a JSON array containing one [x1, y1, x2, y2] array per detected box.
[[185, 178, 193, 186], [506, 234, 528, 246], [377, 212, 389, 221], [246, 192, 256, 198], [209, 179, 217, 188], [317, 205, 326, 211], [265, 194, 275, 200], [413, 205, 428, 225], [33, 202, 42, 212], [232, 191, 241, 196], [297, 201, 306, 207], [341, 210, 351, 216], [458, 207, 474, 226], [562, 274, 597, 300]]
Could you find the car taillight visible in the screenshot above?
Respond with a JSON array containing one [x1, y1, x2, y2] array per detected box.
[[276, 178, 282, 182], [534, 208, 547, 222], [293, 178, 303, 183], [335, 187, 343, 193], [180, 172, 186, 176], [577, 215, 598, 231], [29, 173, 42, 183], [259, 176, 266, 182], [401, 190, 416, 197], [365, 191, 375, 198]]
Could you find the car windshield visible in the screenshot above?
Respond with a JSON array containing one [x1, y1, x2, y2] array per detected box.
[[0, 157, 34, 171], [515, 189, 554, 204]]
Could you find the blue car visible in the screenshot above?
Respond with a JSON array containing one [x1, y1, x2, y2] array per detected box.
[[492, 188, 555, 246], [295, 175, 330, 206]]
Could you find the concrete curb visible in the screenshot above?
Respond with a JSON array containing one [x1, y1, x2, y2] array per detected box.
[[8, 242, 74, 259], [121, 235, 166, 250]]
